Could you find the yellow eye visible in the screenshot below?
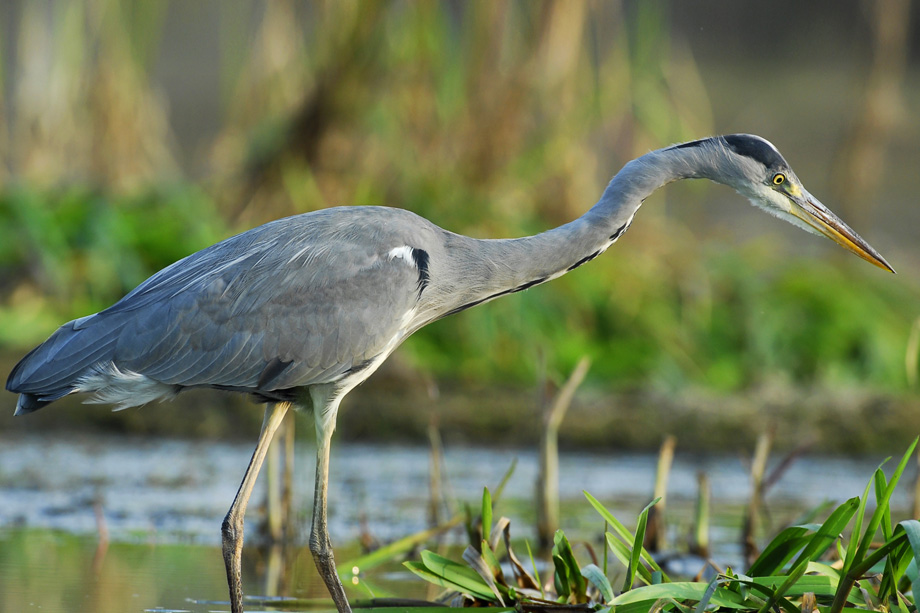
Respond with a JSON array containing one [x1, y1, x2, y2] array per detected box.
[[772, 173, 786, 186]]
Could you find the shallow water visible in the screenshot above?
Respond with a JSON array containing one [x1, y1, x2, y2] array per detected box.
[[0, 433, 909, 612]]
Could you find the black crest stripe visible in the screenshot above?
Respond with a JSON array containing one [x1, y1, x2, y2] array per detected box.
[[722, 135, 786, 169]]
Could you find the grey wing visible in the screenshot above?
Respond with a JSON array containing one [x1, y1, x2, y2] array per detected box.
[[115, 233, 422, 392], [7, 211, 428, 407]]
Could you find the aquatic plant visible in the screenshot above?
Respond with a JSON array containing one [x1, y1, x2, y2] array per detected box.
[[407, 438, 920, 612]]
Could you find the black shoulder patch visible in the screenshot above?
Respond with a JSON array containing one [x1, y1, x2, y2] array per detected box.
[[411, 248, 430, 296], [722, 134, 786, 169]]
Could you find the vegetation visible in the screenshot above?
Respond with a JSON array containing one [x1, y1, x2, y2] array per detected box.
[[1, 2, 917, 423], [408, 439, 920, 612], [3, 9, 918, 613]]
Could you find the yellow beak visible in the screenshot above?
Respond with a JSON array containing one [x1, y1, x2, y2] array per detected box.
[[788, 189, 895, 273]]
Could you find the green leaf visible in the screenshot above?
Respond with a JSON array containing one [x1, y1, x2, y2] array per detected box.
[[789, 498, 859, 571], [581, 563, 614, 603], [525, 540, 546, 599], [754, 562, 807, 613], [611, 581, 748, 608], [853, 438, 917, 567], [607, 532, 654, 586], [625, 497, 659, 592], [746, 526, 812, 577], [481, 487, 492, 545], [876, 471, 894, 541], [748, 573, 838, 597], [898, 519, 920, 572], [417, 550, 496, 600], [586, 491, 634, 546], [693, 574, 722, 613], [553, 530, 586, 601], [877, 519, 920, 605], [404, 560, 495, 601], [552, 553, 570, 600], [586, 491, 670, 582], [844, 472, 874, 571]]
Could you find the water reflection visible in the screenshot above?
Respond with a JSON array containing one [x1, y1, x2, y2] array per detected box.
[[0, 433, 905, 612], [0, 528, 428, 612]]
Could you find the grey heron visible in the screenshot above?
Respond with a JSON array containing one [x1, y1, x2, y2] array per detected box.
[[6, 135, 893, 613]]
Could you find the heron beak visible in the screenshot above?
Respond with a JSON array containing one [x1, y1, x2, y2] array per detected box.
[[787, 188, 895, 273]]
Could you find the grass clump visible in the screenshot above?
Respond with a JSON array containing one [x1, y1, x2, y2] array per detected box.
[[408, 438, 920, 612]]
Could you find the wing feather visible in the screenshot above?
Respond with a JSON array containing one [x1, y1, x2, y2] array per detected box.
[[7, 207, 435, 405]]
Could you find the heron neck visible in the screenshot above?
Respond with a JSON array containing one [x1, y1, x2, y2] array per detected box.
[[435, 147, 687, 318]]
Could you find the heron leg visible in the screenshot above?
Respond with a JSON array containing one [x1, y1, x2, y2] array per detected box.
[[222, 402, 290, 613], [309, 389, 352, 613]]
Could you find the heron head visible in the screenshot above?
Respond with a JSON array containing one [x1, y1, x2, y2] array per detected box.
[[688, 134, 894, 273]]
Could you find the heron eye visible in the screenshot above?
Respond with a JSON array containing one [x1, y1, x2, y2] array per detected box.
[[772, 173, 786, 186]]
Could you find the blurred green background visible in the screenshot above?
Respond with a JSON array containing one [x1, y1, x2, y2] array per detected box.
[[1, 0, 919, 452]]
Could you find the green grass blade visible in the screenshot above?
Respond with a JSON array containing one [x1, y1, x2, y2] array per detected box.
[[586, 491, 634, 545], [855, 532, 909, 576], [481, 487, 492, 545], [749, 573, 838, 597], [876, 520, 920, 604], [404, 560, 495, 601], [843, 472, 874, 570], [581, 563, 614, 603], [898, 519, 920, 571], [552, 553, 570, 600], [876, 470, 894, 541], [610, 581, 748, 608], [877, 539, 911, 603], [754, 558, 808, 613], [553, 530, 586, 601], [625, 497, 659, 592], [602, 520, 609, 576], [357, 608, 503, 613], [831, 532, 910, 613], [693, 575, 721, 613], [607, 532, 654, 586], [587, 491, 670, 581], [745, 526, 811, 577], [788, 497, 859, 570], [525, 539, 546, 600], [606, 531, 632, 568], [418, 550, 497, 601], [871, 471, 901, 607], [831, 440, 918, 613], [854, 438, 918, 566]]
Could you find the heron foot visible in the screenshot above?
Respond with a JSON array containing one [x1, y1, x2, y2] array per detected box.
[[221, 512, 246, 613], [310, 538, 352, 613]]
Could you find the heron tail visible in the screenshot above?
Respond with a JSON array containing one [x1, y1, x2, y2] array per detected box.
[[13, 393, 52, 415], [6, 313, 119, 414]]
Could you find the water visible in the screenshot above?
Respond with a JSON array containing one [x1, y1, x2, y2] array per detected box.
[[0, 433, 909, 612]]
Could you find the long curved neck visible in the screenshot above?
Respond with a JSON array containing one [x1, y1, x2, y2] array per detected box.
[[433, 146, 699, 319]]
